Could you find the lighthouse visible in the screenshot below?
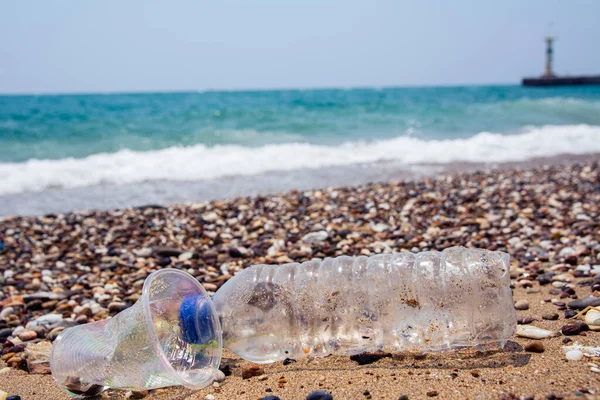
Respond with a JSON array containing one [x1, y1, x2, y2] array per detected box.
[[543, 36, 555, 78], [522, 36, 600, 86]]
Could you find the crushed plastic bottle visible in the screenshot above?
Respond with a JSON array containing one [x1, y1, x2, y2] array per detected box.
[[50, 246, 516, 397]]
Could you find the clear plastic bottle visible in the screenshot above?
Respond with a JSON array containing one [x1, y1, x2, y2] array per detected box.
[[212, 246, 516, 363], [50, 246, 516, 397]]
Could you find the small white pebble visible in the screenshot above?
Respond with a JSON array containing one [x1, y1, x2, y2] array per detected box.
[[212, 382, 220, 388], [588, 362, 599, 368], [592, 367, 600, 373], [213, 369, 226, 382], [205, 395, 215, 400], [0, 367, 11, 374], [12, 326, 25, 336], [566, 349, 584, 361]]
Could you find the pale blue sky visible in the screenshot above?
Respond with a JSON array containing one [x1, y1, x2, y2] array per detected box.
[[1, 1, 599, 94]]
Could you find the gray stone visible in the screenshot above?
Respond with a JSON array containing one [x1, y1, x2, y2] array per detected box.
[[568, 296, 600, 310], [0, 327, 13, 338]]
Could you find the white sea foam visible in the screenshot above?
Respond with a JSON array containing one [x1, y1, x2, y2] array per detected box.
[[1, 124, 599, 195]]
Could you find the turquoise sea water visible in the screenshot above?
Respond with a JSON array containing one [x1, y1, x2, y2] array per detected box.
[[2, 85, 600, 163], [1, 85, 600, 215]]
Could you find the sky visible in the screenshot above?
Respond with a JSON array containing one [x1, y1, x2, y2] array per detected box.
[[1, 0, 599, 94]]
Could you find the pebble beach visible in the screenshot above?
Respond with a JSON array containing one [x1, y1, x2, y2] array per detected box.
[[1, 158, 600, 399]]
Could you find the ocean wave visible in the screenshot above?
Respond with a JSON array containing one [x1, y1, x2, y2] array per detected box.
[[1, 124, 599, 195], [472, 97, 600, 117]]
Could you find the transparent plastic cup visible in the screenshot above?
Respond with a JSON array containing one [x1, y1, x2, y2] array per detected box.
[[50, 269, 222, 397]]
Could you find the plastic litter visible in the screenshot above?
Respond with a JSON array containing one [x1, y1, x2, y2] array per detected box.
[[50, 246, 516, 397]]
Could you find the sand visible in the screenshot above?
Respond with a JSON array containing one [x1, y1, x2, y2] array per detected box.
[[1, 288, 599, 400]]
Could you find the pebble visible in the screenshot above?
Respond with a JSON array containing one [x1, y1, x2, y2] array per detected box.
[[306, 390, 333, 400], [0, 328, 13, 338], [107, 302, 128, 312], [0, 307, 14, 319], [302, 231, 329, 244], [584, 309, 600, 326], [11, 326, 25, 336], [259, 396, 281, 400], [542, 313, 559, 321], [564, 310, 577, 319], [6, 395, 20, 400], [561, 322, 589, 336], [17, 330, 37, 341], [565, 350, 583, 361], [202, 283, 218, 292], [516, 325, 556, 339], [204, 395, 215, 400], [350, 351, 392, 365], [26, 314, 63, 328], [75, 314, 89, 324], [6, 356, 23, 368], [283, 357, 297, 365], [202, 211, 219, 222], [426, 391, 438, 397], [212, 369, 226, 383], [568, 297, 600, 310], [134, 247, 152, 257], [242, 365, 265, 379], [126, 391, 148, 399], [514, 300, 530, 310], [48, 326, 65, 341], [517, 316, 536, 325], [152, 246, 182, 258], [25, 341, 52, 374], [524, 342, 545, 353]]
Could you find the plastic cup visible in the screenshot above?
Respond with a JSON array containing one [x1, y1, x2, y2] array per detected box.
[[50, 268, 222, 397]]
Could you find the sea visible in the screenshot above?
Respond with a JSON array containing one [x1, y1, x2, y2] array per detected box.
[[1, 85, 600, 216]]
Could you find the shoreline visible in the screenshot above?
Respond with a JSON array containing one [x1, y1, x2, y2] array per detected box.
[[1, 158, 600, 398], [2, 152, 600, 218]]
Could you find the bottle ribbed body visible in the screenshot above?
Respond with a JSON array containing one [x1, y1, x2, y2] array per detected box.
[[212, 247, 516, 363]]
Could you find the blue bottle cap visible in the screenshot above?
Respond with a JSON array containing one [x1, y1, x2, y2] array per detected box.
[[179, 294, 215, 344]]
